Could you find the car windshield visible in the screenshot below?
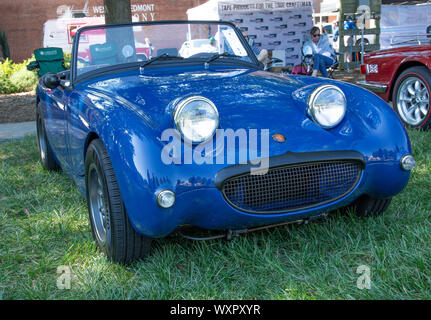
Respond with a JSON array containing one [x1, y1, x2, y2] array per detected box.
[[74, 21, 255, 78], [191, 39, 211, 48]]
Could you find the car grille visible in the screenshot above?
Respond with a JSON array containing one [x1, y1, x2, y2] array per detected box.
[[221, 161, 362, 214]]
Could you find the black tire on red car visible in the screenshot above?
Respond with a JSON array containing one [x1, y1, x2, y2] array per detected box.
[[36, 106, 60, 171], [392, 66, 431, 129], [85, 139, 152, 264], [342, 195, 392, 217], [356, 38, 369, 46]]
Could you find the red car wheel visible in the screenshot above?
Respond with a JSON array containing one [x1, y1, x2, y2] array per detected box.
[[392, 66, 431, 129]]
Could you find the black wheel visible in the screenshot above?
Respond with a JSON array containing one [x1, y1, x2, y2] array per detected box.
[[356, 38, 369, 46], [342, 195, 392, 217], [36, 107, 60, 171], [392, 66, 431, 129], [85, 139, 152, 264]]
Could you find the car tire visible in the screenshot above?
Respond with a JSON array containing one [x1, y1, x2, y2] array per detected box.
[[36, 106, 60, 171], [85, 139, 152, 264], [342, 195, 392, 217], [356, 38, 369, 46], [392, 66, 431, 129]]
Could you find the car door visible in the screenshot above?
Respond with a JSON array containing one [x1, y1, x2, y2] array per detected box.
[[44, 84, 71, 172], [65, 90, 90, 177]]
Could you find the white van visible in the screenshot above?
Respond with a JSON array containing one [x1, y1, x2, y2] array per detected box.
[[43, 17, 105, 53]]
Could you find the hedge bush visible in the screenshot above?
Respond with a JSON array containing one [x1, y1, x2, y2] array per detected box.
[[0, 76, 17, 94], [0, 51, 72, 94], [0, 57, 38, 94]]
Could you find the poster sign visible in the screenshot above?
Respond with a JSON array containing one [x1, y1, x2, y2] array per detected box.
[[217, 0, 313, 66]]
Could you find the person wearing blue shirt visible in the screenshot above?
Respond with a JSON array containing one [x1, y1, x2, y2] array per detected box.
[[344, 16, 357, 63], [303, 26, 336, 77]]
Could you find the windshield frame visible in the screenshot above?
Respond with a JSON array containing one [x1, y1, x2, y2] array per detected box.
[[71, 20, 261, 85]]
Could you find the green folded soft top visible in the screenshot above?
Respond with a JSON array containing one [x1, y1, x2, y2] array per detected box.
[[27, 47, 67, 77]]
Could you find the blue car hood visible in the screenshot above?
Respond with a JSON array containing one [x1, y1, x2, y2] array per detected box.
[[82, 65, 396, 158], [86, 66, 314, 134]]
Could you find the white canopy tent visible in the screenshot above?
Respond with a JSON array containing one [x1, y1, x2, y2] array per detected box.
[[187, 0, 314, 67], [187, 0, 221, 20]]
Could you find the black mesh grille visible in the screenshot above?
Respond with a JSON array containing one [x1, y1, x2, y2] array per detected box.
[[222, 161, 362, 214]]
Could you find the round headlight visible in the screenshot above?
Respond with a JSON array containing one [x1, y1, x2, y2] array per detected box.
[[174, 96, 219, 144], [308, 85, 346, 129]]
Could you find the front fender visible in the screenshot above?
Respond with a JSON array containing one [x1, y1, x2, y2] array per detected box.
[[83, 94, 186, 237], [289, 76, 412, 197]]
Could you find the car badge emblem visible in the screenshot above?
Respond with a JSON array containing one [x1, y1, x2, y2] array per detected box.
[[272, 133, 286, 143]]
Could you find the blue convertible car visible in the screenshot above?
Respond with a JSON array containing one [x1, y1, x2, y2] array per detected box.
[[36, 21, 415, 263]]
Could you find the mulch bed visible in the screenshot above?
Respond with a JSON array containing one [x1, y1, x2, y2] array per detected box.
[[0, 91, 36, 124], [0, 69, 364, 124], [332, 68, 365, 84]]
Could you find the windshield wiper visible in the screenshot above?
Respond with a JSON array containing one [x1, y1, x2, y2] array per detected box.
[[204, 53, 241, 65], [140, 53, 184, 69]]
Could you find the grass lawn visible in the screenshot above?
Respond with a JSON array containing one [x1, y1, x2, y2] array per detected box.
[[0, 130, 430, 300]]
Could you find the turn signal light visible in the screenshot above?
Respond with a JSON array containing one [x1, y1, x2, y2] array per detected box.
[[272, 133, 286, 143]]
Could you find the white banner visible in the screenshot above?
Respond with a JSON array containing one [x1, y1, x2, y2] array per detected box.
[[218, 0, 313, 66], [219, 1, 313, 12]]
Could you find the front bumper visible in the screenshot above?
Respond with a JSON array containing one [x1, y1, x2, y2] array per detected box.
[[125, 150, 411, 238], [357, 80, 388, 93]]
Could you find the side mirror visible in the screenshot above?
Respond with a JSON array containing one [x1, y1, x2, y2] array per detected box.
[[43, 73, 60, 89]]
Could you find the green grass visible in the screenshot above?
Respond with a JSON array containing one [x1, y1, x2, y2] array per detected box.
[[1, 130, 431, 299]]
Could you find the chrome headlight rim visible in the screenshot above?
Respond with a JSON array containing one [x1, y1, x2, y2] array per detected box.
[[156, 189, 176, 208], [400, 154, 416, 171], [307, 84, 347, 129], [173, 95, 219, 144]]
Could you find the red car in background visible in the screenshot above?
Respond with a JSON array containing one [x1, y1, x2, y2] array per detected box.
[[359, 44, 431, 129]]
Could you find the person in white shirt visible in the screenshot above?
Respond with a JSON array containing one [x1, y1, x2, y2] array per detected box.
[[303, 26, 336, 77]]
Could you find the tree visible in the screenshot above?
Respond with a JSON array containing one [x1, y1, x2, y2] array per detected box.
[[0, 28, 10, 59], [104, 0, 132, 24], [103, 0, 135, 62]]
